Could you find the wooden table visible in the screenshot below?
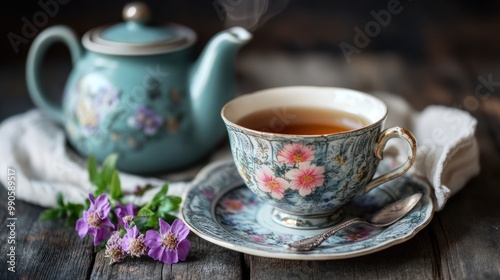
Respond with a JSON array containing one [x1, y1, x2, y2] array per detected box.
[[1, 54, 500, 280]]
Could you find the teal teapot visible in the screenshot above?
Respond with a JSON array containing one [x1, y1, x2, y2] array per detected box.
[[26, 2, 251, 173]]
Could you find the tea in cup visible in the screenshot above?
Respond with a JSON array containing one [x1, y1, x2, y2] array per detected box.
[[221, 86, 417, 229]]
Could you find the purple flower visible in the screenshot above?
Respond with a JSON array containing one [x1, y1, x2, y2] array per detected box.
[[105, 231, 125, 264], [114, 203, 137, 228], [128, 106, 163, 136], [122, 225, 147, 257], [144, 219, 190, 264], [75, 194, 115, 246], [95, 85, 120, 109]]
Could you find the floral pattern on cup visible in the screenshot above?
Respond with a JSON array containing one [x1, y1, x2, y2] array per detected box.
[[255, 165, 289, 199], [226, 124, 382, 216], [277, 143, 315, 164], [286, 163, 325, 196]]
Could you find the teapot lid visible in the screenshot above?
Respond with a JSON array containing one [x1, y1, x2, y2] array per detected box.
[[82, 2, 196, 55]]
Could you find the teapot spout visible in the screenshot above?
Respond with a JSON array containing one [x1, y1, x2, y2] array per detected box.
[[189, 26, 251, 144], [190, 27, 251, 99]]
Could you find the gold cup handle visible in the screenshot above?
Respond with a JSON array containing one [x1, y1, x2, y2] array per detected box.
[[360, 126, 417, 194]]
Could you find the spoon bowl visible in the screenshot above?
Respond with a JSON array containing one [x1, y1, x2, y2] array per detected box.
[[285, 193, 423, 251]]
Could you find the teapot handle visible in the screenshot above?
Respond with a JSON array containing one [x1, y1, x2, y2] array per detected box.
[[26, 25, 82, 125]]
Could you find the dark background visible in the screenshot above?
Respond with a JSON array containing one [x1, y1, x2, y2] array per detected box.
[[1, 0, 500, 120], [3, 0, 500, 58]]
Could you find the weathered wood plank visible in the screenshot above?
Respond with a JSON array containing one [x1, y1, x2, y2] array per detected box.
[[90, 249, 163, 280], [245, 229, 436, 280], [0, 189, 95, 280], [430, 111, 500, 279], [90, 234, 243, 280], [483, 97, 500, 153], [168, 235, 242, 280]]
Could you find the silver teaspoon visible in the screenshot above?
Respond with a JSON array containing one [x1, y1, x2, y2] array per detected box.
[[285, 193, 423, 251]]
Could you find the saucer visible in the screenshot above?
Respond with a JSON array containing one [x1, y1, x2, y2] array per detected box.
[[181, 161, 434, 260]]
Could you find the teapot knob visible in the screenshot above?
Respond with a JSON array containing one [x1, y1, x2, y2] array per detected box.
[[123, 2, 151, 22]]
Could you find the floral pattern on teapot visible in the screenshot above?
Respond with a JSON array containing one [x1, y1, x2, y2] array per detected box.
[[71, 73, 121, 136], [65, 72, 185, 152]]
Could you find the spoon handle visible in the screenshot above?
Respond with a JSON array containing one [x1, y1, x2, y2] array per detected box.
[[285, 218, 368, 251]]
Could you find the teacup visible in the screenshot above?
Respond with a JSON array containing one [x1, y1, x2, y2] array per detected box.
[[221, 86, 417, 229]]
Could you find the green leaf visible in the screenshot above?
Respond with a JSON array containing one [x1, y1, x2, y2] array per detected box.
[[101, 154, 118, 185], [150, 184, 171, 208], [92, 154, 118, 195], [146, 214, 160, 227], [158, 200, 175, 215], [65, 216, 79, 227], [94, 180, 106, 196], [157, 196, 180, 214], [64, 203, 85, 226], [134, 184, 154, 197], [159, 213, 178, 224], [94, 242, 106, 253], [119, 227, 127, 237], [40, 208, 62, 220], [110, 171, 121, 200], [138, 207, 155, 217], [87, 155, 98, 184], [153, 183, 169, 201], [56, 193, 65, 208], [84, 198, 91, 209], [132, 216, 148, 231], [167, 196, 182, 206], [128, 221, 136, 228], [66, 202, 84, 214]]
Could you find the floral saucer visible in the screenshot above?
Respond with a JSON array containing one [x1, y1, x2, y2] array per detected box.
[[181, 160, 434, 260]]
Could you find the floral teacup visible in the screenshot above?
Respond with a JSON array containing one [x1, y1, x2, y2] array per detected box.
[[221, 86, 417, 229]]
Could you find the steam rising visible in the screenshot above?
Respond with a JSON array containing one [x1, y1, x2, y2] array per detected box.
[[215, 0, 289, 31]]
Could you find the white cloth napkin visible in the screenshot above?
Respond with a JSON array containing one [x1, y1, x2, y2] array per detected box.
[[375, 93, 480, 210], [0, 94, 479, 211], [0, 110, 232, 208]]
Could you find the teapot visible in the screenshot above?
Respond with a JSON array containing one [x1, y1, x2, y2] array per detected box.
[[26, 2, 251, 173]]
